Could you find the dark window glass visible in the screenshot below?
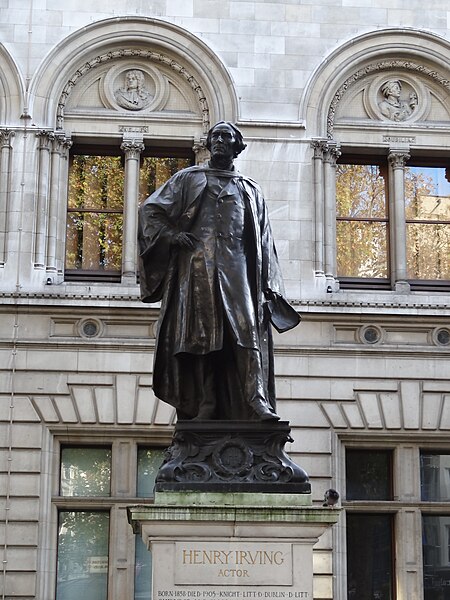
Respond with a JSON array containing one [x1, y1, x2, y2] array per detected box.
[[405, 166, 450, 281], [423, 515, 450, 599], [336, 163, 389, 280], [346, 449, 392, 501], [421, 452, 450, 501], [347, 513, 394, 600], [136, 447, 164, 498], [60, 447, 111, 497], [56, 510, 109, 600]]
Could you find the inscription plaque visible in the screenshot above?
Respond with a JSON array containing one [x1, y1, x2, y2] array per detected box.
[[175, 542, 292, 585], [151, 541, 311, 600]]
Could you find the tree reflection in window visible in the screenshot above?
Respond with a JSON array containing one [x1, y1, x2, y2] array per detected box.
[[65, 152, 192, 281], [138, 156, 191, 204], [60, 447, 111, 497], [405, 166, 450, 281], [336, 163, 389, 279], [66, 155, 124, 274], [56, 511, 109, 600]]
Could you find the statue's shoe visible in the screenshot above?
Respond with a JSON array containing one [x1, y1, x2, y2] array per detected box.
[[250, 398, 280, 421]]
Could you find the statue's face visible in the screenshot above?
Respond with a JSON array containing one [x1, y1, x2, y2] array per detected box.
[[388, 81, 401, 97], [126, 71, 139, 90], [209, 123, 236, 161]]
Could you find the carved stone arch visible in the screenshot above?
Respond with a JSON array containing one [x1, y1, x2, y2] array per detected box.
[[301, 28, 450, 139], [55, 48, 211, 132], [29, 16, 238, 135], [0, 43, 25, 125]]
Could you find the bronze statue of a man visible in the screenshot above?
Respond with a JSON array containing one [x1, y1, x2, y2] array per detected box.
[[138, 122, 299, 422]]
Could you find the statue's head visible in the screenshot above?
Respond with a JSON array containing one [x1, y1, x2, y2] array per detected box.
[[206, 121, 247, 159], [381, 79, 402, 98], [125, 69, 145, 90]]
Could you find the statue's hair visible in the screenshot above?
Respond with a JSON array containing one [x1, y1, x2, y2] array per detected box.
[[381, 79, 402, 97], [206, 121, 247, 158]]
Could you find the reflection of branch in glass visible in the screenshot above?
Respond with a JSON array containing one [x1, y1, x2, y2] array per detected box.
[[114, 69, 153, 111]]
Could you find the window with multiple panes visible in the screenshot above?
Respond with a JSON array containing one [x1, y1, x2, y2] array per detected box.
[[421, 452, 450, 600], [336, 160, 390, 286], [65, 145, 193, 282], [405, 165, 450, 284], [345, 447, 450, 600], [345, 449, 394, 600], [55, 444, 164, 600], [336, 157, 450, 291]]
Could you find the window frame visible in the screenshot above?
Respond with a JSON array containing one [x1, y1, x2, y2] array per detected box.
[[339, 438, 450, 600], [335, 151, 450, 292], [50, 436, 169, 600], [64, 140, 195, 284], [336, 155, 391, 290]]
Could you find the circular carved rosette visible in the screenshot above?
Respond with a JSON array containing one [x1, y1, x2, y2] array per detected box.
[[211, 438, 254, 479]]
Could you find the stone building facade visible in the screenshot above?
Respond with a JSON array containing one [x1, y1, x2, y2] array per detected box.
[[1, 2, 450, 600]]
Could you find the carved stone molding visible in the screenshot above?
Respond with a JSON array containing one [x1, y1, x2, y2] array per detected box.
[[57, 48, 210, 132], [327, 60, 450, 138], [155, 420, 311, 493]]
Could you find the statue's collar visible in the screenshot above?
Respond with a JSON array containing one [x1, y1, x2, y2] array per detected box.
[[193, 162, 241, 178]]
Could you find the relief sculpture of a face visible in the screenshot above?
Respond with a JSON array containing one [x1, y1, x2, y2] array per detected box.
[[378, 79, 417, 122], [114, 69, 153, 111]]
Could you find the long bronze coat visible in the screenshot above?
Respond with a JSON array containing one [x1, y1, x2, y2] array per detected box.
[[138, 165, 286, 418]]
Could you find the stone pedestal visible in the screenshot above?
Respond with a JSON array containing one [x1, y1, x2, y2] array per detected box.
[[154, 421, 311, 494], [128, 493, 339, 600]]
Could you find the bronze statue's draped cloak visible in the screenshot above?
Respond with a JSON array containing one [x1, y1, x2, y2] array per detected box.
[[138, 165, 286, 418]]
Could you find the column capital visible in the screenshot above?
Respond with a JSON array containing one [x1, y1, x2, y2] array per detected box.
[[310, 139, 328, 160], [323, 142, 341, 165], [121, 139, 145, 159], [388, 149, 410, 168], [53, 134, 73, 156], [193, 137, 209, 164], [0, 128, 15, 147], [36, 129, 55, 149]]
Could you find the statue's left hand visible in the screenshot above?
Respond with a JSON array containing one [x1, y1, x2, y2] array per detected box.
[[172, 232, 199, 250]]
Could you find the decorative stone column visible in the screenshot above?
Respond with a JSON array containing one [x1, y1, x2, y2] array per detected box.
[[388, 149, 410, 292], [193, 137, 209, 165], [310, 140, 327, 277], [323, 142, 341, 289], [55, 136, 72, 276], [0, 129, 14, 265], [34, 130, 54, 269], [121, 136, 145, 283], [46, 134, 72, 277]]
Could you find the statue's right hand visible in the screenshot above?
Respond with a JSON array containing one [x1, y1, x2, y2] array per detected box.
[[172, 232, 198, 249]]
